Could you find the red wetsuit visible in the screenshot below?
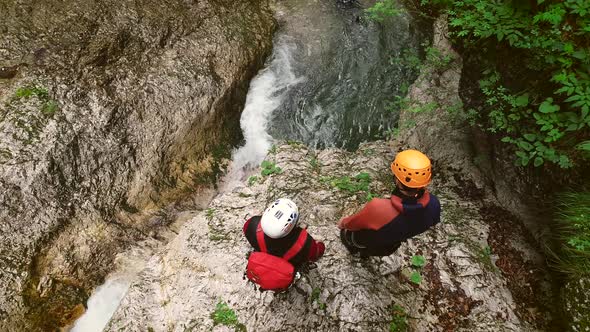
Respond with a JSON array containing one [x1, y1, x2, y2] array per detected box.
[[339, 190, 441, 256]]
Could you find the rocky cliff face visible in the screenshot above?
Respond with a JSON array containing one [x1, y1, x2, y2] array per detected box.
[[107, 16, 555, 331], [0, 0, 274, 330]]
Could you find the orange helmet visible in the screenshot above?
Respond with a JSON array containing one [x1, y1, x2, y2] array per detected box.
[[391, 149, 432, 188]]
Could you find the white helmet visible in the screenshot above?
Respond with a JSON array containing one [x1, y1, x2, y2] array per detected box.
[[260, 198, 299, 239]]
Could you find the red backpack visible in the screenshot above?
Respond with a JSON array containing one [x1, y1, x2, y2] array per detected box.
[[246, 224, 308, 291]]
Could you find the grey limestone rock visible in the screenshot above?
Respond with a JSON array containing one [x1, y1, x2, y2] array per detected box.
[[107, 142, 547, 331], [0, 0, 274, 330]]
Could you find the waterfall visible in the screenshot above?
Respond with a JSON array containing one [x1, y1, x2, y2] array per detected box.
[[223, 37, 304, 189]]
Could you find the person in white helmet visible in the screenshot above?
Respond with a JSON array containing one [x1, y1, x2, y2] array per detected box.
[[243, 198, 325, 269]]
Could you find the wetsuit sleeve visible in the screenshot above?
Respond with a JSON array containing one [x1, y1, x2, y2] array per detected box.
[[307, 238, 325, 262], [243, 217, 252, 234], [243, 216, 262, 251], [338, 199, 398, 231]]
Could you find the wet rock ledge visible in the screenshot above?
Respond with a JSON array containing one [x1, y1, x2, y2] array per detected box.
[[107, 140, 553, 331], [0, 0, 274, 330]]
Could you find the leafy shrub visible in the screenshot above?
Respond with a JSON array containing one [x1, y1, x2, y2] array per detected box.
[[391, 42, 454, 75], [365, 0, 403, 22], [424, 44, 455, 71], [420, 0, 590, 168], [408, 101, 438, 114]]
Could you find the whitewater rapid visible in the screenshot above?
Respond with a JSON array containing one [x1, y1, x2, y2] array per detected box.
[[223, 37, 304, 189]]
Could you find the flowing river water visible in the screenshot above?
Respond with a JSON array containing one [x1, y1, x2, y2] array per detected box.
[[71, 1, 429, 330]]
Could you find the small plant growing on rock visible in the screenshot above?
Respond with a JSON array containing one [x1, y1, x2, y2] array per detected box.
[[555, 191, 590, 277], [389, 304, 409, 332], [362, 148, 376, 156], [211, 300, 245, 331], [0, 148, 12, 163], [324, 172, 374, 202], [424, 44, 455, 72], [208, 226, 228, 242], [260, 160, 282, 176], [247, 175, 258, 186], [41, 100, 58, 116], [286, 139, 303, 147], [408, 101, 438, 114], [320, 172, 377, 202], [329, 172, 371, 193], [477, 245, 495, 271], [310, 287, 327, 311], [409, 271, 422, 285], [3, 84, 60, 146], [386, 95, 411, 113], [13, 85, 59, 117], [411, 255, 426, 268], [385, 120, 417, 140], [206, 208, 215, 221], [15, 86, 48, 99], [309, 156, 321, 173], [206, 209, 227, 241], [405, 255, 427, 285]]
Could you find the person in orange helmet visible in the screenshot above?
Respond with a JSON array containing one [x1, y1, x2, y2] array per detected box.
[[338, 149, 441, 257]]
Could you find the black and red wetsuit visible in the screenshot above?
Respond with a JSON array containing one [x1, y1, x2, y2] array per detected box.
[[339, 190, 441, 256], [243, 216, 325, 269]]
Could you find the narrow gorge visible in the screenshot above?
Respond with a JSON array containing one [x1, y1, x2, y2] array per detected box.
[[1, 0, 587, 331]]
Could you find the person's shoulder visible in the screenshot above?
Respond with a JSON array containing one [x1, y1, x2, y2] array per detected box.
[[245, 215, 262, 234], [248, 215, 262, 226], [367, 197, 392, 208]]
